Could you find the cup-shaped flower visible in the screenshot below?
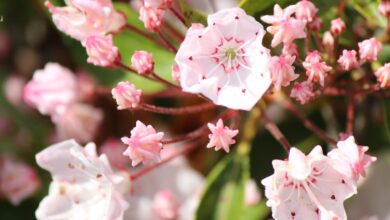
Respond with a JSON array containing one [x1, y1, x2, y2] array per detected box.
[[122, 121, 164, 166], [375, 63, 390, 87], [270, 55, 299, 90], [131, 51, 154, 75], [338, 50, 359, 71], [24, 63, 77, 116], [358, 38, 383, 62], [207, 119, 238, 153], [82, 35, 119, 67], [176, 8, 272, 110], [111, 81, 142, 110], [35, 140, 130, 220], [261, 4, 306, 47], [44, 0, 125, 41], [290, 81, 315, 104]]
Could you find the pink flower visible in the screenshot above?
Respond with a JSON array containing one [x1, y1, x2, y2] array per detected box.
[[358, 38, 383, 61], [176, 8, 272, 110], [111, 81, 142, 110], [375, 63, 390, 87], [82, 34, 119, 67], [100, 138, 129, 169], [262, 146, 357, 220], [4, 75, 26, 107], [244, 179, 261, 207], [282, 43, 299, 57], [270, 55, 299, 90], [144, 0, 173, 9], [139, 6, 165, 32], [328, 136, 376, 182], [207, 119, 238, 153], [261, 4, 306, 47], [35, 140, 130, 220], [307, 16, 322, 31], [290, 81, 315, 104], [0, 156, 40, 205], [122, 121, 164, 166], [331, 18, 345, 35], [379, 0, 390, 17], [44, 0, 125, 41], [338, 50, 359, 71], [131, 51, 154, 75], [171, 64, 181, 81], [24, 63, 77, 116], [303, 51, 332, 86], [152, 189, 180, 220], [322, 31, 334, 49], [295, 0, 318, 22], [54, 104, 103, 143]]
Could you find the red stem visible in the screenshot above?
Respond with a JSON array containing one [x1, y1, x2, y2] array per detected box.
[[263, 113, 291, 152], [124, 24, 167, 49], [139, 102, 217, 115], [169, 8, 188, 27], [157, 31, 178, 53], [150, 72, 181, 90], [346, 96, 355, 135]]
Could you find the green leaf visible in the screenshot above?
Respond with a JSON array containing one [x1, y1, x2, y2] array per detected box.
[[348, 0, 386, 28], [238, 0, 292, 16], [179, 0, 207, 25], [379, 44, 390, 64], [240, 201, 269, 220]]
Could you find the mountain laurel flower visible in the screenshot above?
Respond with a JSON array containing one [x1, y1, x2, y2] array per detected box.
[[111, 81, 142, 110], [24, 62, 77, 116], [0, 156, 40, 205], [270, 55, 299, 90], [35, 140, 130, 220], [322, 31, 334, 49], [122, 121, 164, 166], [358, 38, 383, 61], [139, 6, 165, 32], [290, 81, 315, 104], [176, 8, 272, 110], [282, 43, 299, 57], [328, 136, 376, 182], [171, 64, 181, 81], [302, 55, 332, 87], [261, 4, 306, 47], [82, 35, 119, 67], [207, 119, 239, 153], [379, 0, 390, 17], [131, 51, 154, 75], [152, 189, 180, 220], [44, 0, 125, 41], [375, 63, 390, 88], [295, 0, 318, 22], [304, 50, 322, 63], [331, 18, 345, 36], [338, 50, 359, 71], [144, 0, 173, 10], [262, 146, 357, 220]]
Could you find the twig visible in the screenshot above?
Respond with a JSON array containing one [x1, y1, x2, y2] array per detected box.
[[157, 31, 178, 53], [346, 95, 355, 135], [262, 113, 291, 152], [139, 102, 217, 115]]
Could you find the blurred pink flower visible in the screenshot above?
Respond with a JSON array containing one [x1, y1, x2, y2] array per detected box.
[[358, 38, 383, 61], [131, 51, 154, 75], [100, 138, 129, 169], [244, 179, 261, 207], [322, 31, 334, 49], [303, 51, 332, 86], [0, 156, 40, 205], [45, 0, 125, 41], [111, 81, 142, 110], [176, 8, 272, 110], [375, 63, 390, 87], [282, 43, 299, 57], [82, 34, 119, 67], [54, 104, 103, 143], [329, 136, 376, 182], [307, 16, 322, 31], [144, 0, 173, 9], [207, 119, 238, 153], [379, 0, 390, 17], [35, 140, 130, 220], [139, 6, 165, 32], [331, 18, 345, 35], [4, 75, 26, 107], [262, 146, 357, 220], [24, 63, 77, 116], [338, 50, 359, 71], [290, 81, 315, 104], [261, 4, 306, 47], [295, 0, 318, 22], [122, 121, 164, 166], [270, 55, 298, 90], [171, 64, 181, 81], [304, 50, 321, 63], [152, 189, 180, 220]]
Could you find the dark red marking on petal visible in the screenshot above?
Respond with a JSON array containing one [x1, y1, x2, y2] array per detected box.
[[225, 36, 233, 42], [188, 56, 193, 61], [331, 195, 336, 200], [235, 16, 239, 20]]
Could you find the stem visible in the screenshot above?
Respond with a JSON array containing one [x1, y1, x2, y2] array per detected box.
[[262, 112, 291, 152], [157, 31, 178, 53], [282, 99, 338, 145], [346, 96, 355, 135], [139, 102, 217, 115], [338, 0, 348, 17], [162, 22, 185, 42], [169, 8, 187, 27], [150, 71, 181, 89], [124, 24, 166, 49], [162, 126, 208, 144]]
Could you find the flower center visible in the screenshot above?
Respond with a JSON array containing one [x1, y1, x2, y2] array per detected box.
[[225, 48, 237, 60]]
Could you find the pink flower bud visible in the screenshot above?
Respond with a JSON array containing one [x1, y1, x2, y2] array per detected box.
[[375, 63, 390, 87], [111, 81, 142, 110], [152, 190, 180, 220], [322, 31, 334, 49], [331, 18, 345, 35], [295, 0, 318, 22], [270, 55, 299, 90], [171, 64, 181, 81], [304, 50, 322, 63], [245, 179, 261, 206], [358, 38, 383, 61], [82, 35, 119, 67], [139, 6, 165, 32], [131, 51, 154, 75], [379, 0, 390, 17], [307, 16, 322, 31], [290, 81, 315, 104], [303, 51, 332, 86], [338, 50, 359, 71], [144, 0, 173, 10], [207, 119, 238, 153], [4, 75, 26, 107], [0, 156, 40, 205], [282, 43, 299, 57], [122, 121, 164, 166]]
